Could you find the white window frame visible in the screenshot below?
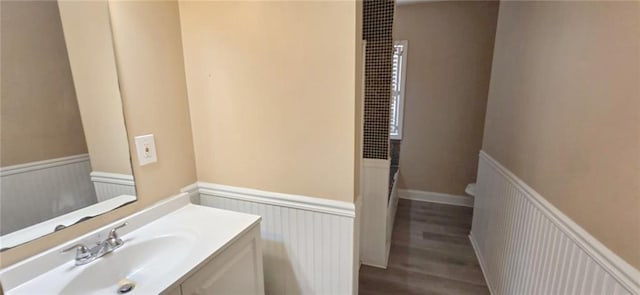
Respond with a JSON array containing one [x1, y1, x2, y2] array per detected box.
[[390, 40, 408, 140]]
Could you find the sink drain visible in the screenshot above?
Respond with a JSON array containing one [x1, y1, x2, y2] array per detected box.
[[117, 279, 136, 294]]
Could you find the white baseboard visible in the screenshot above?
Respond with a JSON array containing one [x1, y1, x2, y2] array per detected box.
[[472, 150, 640, 294], [398, 189, 474, 207], [188, 182, 357, 295]]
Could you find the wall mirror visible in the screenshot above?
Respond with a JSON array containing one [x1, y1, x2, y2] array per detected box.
[[0, 0, 137, 250]]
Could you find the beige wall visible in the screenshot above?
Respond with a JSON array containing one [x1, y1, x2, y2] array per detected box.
[[394, 2, 498, 195], [0, 0, 88, 167], [483, 1, 640, 269], [109, 0, 197, 203], [179, 1, 358, 202], [58, 0, 131, 175], [0, 0, 197, 267]]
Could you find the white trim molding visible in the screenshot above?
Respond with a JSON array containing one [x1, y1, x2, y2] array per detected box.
[[0, 154, 89, 177], [180, 182, 200, 203], [471, 150, 640, 294], [188, 182, 358, 295], [398, 189, 474, 207], [353, 195, 363, 295], [196, 182, 355, 218], [89, 171, 134, 186]]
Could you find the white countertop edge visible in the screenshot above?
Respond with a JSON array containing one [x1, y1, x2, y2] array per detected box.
[[0, 192, 191, 291]]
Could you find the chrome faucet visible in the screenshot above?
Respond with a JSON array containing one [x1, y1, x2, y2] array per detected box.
[[62, 222, 128, 265]]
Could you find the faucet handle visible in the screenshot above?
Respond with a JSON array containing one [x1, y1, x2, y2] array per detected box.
[[62, 244, 91, 260], [109, 222, 127, 236], [106, 222, 128, 247]]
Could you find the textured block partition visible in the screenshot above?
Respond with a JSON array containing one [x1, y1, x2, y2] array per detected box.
[[363, 0, 395, 159]]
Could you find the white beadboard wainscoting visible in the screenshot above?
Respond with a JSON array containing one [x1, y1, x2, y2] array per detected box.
[[183, 182, 358, 295], [471, 151, 640, 295], [90, 171, 136, 202], [0, 154, 97, 235]]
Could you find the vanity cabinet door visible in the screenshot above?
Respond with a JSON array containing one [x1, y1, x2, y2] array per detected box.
[[181, 226, 264, 295]]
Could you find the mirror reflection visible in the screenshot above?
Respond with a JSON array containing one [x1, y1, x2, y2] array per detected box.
[[0, 0, 137, 250]]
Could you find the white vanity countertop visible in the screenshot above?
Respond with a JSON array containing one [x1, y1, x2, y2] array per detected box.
[[0, 195, 137, 250], [1, 194, 261, 294]]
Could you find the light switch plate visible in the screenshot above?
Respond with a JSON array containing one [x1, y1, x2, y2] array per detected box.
[[134, 134, 157, 166]]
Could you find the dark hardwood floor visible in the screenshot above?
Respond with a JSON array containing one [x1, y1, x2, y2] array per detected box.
[[359, 199, 489, 295]]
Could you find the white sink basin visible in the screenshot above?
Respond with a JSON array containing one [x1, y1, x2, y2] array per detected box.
[[60, 234, 194, 294], [1, 193, 261, 295]]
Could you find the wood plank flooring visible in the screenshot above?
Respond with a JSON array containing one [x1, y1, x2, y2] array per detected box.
[[359, 199, 489, 295]]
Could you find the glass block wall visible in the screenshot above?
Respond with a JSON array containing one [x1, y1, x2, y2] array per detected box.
[[363, 0, 395, 159]]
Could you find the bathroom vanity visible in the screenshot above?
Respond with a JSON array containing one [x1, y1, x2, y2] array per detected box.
[[0, 193, 264, 295]]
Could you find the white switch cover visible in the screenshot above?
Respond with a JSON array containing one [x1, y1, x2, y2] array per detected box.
[[134, 134, 157, 166]]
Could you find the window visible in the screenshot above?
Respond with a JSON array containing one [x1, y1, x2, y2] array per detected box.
[[390, 40, 407, 140]]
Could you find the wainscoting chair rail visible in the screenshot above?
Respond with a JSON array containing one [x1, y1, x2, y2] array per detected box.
[[195, 182, 355, 218]]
